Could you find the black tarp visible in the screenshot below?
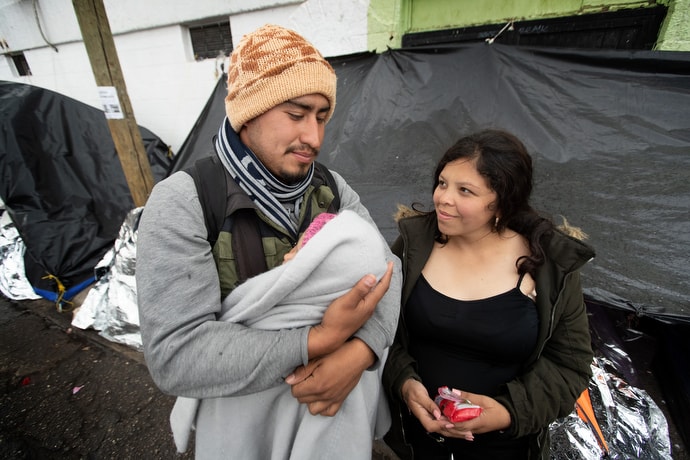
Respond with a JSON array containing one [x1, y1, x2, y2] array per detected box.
[[172, 43, 690, 325], [0, 81, 171, 305], [170, 70, 228, 177]]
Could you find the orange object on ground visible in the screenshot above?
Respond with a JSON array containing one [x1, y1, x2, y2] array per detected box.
[[575, 388, 609, 454]]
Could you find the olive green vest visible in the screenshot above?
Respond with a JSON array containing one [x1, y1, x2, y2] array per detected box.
[[213, 181, 338, 298], [185, 155, 340, 299]]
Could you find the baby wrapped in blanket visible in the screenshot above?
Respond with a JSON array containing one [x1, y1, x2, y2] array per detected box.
[[171, 210, 391, 459]]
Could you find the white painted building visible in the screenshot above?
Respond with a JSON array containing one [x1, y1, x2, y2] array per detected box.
[[0, 0, 370, 153]]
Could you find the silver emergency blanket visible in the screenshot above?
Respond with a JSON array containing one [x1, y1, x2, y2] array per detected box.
[[71, 207, 143, 351], [0, 200, 41, 301], [550, 356, 672, 459]]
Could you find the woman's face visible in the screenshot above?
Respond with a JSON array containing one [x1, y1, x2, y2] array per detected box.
[[433, 158, 498, 240]]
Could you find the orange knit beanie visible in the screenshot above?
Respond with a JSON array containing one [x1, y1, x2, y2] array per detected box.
[[225, 24, 337, 132]]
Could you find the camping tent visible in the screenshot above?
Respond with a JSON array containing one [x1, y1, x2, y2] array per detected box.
[[0, 81, 171, 306]]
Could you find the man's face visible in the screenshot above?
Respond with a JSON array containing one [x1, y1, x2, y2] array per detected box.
[[239, 94, 330, 184]]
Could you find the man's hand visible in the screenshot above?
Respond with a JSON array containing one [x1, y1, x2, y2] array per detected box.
[[286, 339, 375, 416], [307, 262, 393, 359]]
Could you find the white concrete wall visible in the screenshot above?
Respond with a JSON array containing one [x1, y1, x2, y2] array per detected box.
[[230, 0, 370, 58], [0, 0, 369, 153]]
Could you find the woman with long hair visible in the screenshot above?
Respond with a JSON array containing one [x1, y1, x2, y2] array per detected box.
[[383, 129, 595, 459]]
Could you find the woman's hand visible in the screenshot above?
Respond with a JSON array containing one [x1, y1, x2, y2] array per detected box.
[[436, 389, 511, 440], [401, 379, 458, 436]]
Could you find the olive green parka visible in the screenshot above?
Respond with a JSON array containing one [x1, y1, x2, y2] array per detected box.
[[382, 212, 596, 460]]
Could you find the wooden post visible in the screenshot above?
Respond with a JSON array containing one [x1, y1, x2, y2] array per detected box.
[[72, 0, 154, 207]]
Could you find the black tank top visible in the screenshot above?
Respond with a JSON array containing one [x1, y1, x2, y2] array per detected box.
[[406, 273, 539, 399]]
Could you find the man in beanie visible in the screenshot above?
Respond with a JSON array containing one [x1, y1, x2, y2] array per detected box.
[[135, 24, 401, 458]]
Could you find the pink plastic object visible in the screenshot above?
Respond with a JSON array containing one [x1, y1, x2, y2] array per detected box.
[[435, 386, 483, 422]]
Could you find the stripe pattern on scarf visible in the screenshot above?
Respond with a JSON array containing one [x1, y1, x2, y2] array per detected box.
[[215, 117, 313, 239]]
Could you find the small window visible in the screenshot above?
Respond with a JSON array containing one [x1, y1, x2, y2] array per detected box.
[[11, 52, 32, 76], [190, 22, 233, 60]]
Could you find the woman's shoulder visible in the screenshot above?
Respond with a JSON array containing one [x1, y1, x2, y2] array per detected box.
[[543, 220, 596, 271], [555, 217, 589, 241], [394, 205, 437, 234], [394, 204, 435, 222], [394, 204, 423, 221]]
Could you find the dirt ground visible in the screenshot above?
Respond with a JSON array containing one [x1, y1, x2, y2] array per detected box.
[[0, 295, 687, 459], [0, 297, 192, 459], [0, 296, 399, 460]]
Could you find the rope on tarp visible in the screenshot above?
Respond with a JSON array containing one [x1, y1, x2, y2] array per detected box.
[[41, 273, 74, 312], [36, 274, 96, 313], [485, 20, 515, 44]]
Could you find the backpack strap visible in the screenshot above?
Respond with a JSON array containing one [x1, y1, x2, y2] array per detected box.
[[231, 208, 267, 284], [184, 155, 228, 247], [313, 162, 340, 213]]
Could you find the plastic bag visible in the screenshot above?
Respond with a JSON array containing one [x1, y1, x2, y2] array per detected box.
[[434, 386, 483, 422]]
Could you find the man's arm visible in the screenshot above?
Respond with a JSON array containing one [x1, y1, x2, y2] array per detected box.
[[332, 170, 402, 362], [136, 172, 308, 399], [288, 170, 402, 415]]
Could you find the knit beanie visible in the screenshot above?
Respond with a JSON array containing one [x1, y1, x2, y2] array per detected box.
[[225, 24, 337, 132], [302, 212, 336, 247], [301, 212, 337, 248]]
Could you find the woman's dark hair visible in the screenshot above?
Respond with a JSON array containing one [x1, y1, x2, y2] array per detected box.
[[432, 129, 553, 276]]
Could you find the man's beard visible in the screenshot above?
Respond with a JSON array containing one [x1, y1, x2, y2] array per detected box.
[[278, 167, 310, 185], [278, 146, 318, 184]]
